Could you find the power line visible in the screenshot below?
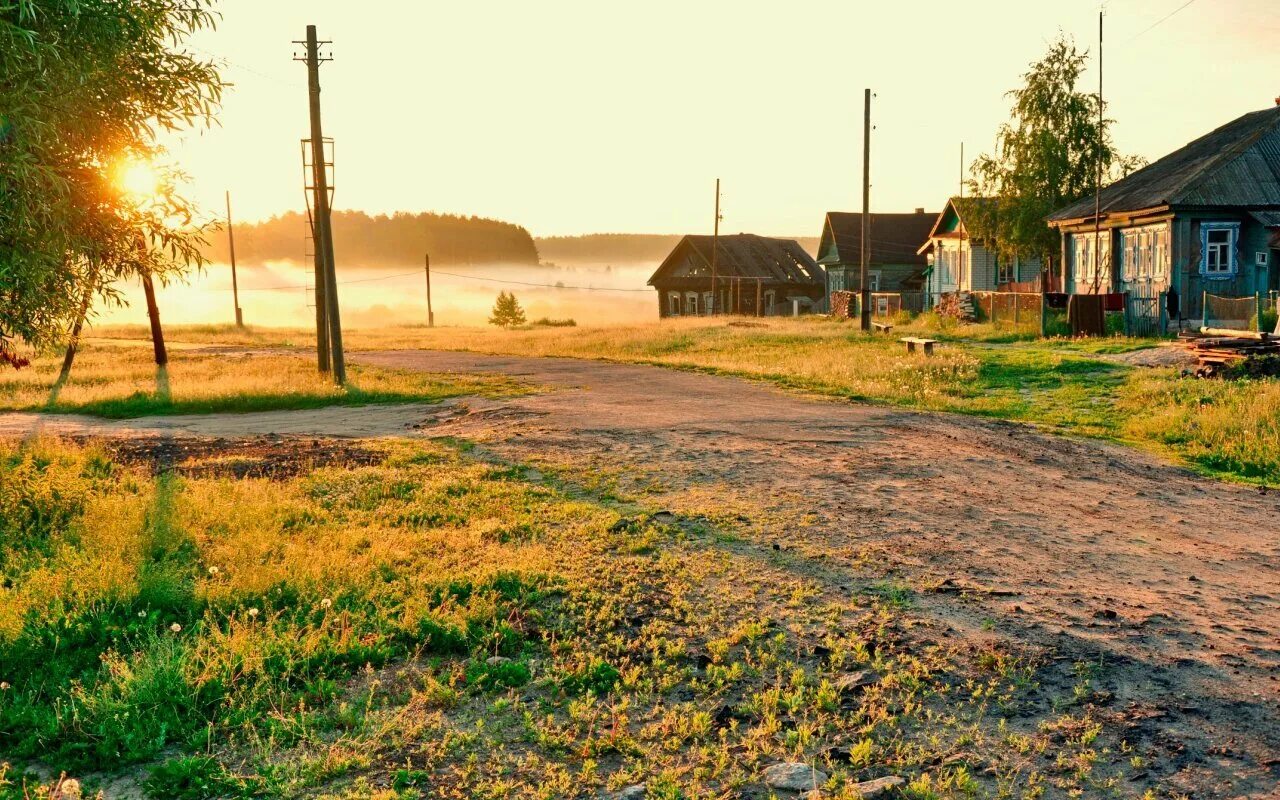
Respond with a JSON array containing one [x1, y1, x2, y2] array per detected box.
[[1125, 0, 1196, 43]]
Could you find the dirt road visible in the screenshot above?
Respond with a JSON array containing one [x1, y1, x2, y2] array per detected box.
[[355, 350, 1280, 795], [5, 349, 1278, 794]]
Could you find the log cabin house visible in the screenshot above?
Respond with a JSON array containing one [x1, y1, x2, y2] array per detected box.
[[817, 210, 936, 311], [1047, 104, 1280, 328], [648, 233, 826, 317]]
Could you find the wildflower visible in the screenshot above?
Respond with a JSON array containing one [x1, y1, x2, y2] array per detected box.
[[137, 610, 146, 618], [57, 778, 82, 799], [0, 681, 10, 690], [169, 623, 182, 633], [207, 565, 220, 576], [247, 607, 259, 618], [320, 598, 332, 609]]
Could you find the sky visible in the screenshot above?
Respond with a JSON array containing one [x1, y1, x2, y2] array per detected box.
[[169, 0, 1280, 239]]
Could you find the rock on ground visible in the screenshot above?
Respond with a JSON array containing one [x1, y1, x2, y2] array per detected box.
[[763, 763, 826, 792]]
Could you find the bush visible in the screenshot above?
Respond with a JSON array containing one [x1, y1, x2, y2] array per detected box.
[[144, 755, 260, 800], [1250, 309, 1278, 333]]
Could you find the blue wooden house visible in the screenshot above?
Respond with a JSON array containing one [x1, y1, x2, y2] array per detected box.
[[1048, 104, 1280, 328]]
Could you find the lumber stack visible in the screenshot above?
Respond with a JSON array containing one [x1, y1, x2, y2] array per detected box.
[[830, 290, 856, 319], [1176, 328, 1280, 376]]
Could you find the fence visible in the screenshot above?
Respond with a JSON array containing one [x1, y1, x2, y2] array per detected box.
[[969, 291, 1044, 330], [830, 291, 925, 319]]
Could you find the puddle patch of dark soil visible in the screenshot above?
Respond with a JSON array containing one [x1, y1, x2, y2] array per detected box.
[[85, 434, 384, 479]]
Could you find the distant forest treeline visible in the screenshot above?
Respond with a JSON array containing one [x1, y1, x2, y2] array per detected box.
[[203, 211, 540, 267], [536, 233, 820, 264]]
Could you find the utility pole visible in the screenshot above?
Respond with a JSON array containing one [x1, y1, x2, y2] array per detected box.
[[225, 190, 244, 327], [711, 178, 721, 316], [959, 143, 965, 199], [424, 253, 435, 327], [1093, 9, 1104, 295], [296, 24, 345, 384], [860, 88, 872, 332]]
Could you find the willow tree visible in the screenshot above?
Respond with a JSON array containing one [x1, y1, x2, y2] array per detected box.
[[966, 35, 1143, 272], [0, 1, 224, 367]]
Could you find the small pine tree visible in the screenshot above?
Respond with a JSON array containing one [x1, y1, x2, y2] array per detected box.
[[489, 291, 527, 328]]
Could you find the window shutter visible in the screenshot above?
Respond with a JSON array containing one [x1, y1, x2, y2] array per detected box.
[[1200, 225, 1209, 275]]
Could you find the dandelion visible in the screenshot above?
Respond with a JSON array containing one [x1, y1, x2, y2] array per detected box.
[[247, 607, 259, 618], [137, 610, 146, 618], [169, 623, 182, 633], [207, 565, 220, 576], [56, 777, 82, 799], [0, 681, 10, 690], [320, 598, 332, 609]]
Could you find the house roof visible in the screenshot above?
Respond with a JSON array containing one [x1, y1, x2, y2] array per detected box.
[[647, 233, 824, 286], [916, 197, 996, 254], [1049, 106, 1280, 223], [820, 211, 936, 266]]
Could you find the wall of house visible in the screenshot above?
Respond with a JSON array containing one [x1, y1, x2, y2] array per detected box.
[[1176, 214, 1268, 319]]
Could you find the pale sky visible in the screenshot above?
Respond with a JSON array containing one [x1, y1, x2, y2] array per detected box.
[[169, 0, 1280, 238]]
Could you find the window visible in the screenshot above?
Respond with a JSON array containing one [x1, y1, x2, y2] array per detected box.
[[668, 292, 680, 316], [1074, 232, 1112, 289], [702, 292, 714, 315], [1201, 223, 1239, 276], [868, 271, 881, 292], [1120, 224, 1169, 284], [684, 292, 699, 315], [830, 271, 845, 292]]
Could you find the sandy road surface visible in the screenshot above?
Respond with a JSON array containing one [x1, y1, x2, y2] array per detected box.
[[4, 349, 1278, 794]]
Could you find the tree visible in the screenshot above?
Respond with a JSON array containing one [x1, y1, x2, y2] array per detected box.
[[489, 291, 527, 328], [0, 1, 225, 366], [966, 35, 1143, 272]]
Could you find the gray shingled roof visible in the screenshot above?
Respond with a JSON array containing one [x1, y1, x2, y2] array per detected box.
[[647, 234, 823, 286], [1049, 106, 1280, 222], [822, 211, 936, 266]]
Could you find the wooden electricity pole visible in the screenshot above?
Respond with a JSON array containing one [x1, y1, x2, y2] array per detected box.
[[1093, 9, 1104, 295], [711, 178, 720, 315], [225, 190, 244, 327], [860, 88, 872, 332], [297, 24, 345, 384], [424, 253, 435, 327]]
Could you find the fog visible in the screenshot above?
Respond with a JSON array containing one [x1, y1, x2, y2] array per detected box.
[[90, 261, 658, 330]]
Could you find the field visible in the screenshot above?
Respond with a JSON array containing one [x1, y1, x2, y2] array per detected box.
[[2, 320, 1278, 799]]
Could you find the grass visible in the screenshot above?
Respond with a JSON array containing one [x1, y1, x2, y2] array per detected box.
[[89, 316, 1280, 484], [0, 345, 526, 418], [0, 436, 1153, 799]]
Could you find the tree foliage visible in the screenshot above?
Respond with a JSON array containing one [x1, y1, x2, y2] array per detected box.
[[966, 35, 1143, 266], [488, 291, 526, 328], [0, 0, 225, 363], [203, 210, 540, 268]]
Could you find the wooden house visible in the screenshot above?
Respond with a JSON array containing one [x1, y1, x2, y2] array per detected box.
[[817, 210, 936, 301], [648, 234, 825, 317], [917, 198, 1042, 303], [1047, 104, 1280, 326]]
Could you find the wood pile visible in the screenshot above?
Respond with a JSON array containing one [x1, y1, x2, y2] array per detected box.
[[830, 290, 856, 319], [936, 291, 977, 322], [1176, 327, 1280, 377]]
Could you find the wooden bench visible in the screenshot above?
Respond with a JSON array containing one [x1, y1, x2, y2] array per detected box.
[[872, 321, 894, 334], [900, 336, 938, 355]]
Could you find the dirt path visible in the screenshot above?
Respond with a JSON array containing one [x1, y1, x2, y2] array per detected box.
[[4, 349, 1278, 794], [351, 350, 1280, 796]]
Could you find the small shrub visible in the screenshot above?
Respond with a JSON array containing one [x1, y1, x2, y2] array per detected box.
[[531, 317, 576, 327], [560, 659, 621, 696], [466, 658, 531, 690], [144, 755, 259, 800]]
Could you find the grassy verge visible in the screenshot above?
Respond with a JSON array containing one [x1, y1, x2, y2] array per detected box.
[[1, 437, 1150, 798], [94, 317, 1280, 483], [0, 345, 526, 418]]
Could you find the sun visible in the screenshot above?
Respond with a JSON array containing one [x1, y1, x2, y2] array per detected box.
[[114, 157, 161, 202]]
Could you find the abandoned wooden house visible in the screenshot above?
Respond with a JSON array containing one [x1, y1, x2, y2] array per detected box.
[[648, 233, 826, 317], [917, 197, 1043, 304], [1048, 103, 1280, 331], [818, 211, 936, 309]]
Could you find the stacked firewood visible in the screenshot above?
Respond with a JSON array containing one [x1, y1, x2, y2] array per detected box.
[[830, 291, 856, 319], [936, 292, 977, 322], [1176, 327, 1280, 377]]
